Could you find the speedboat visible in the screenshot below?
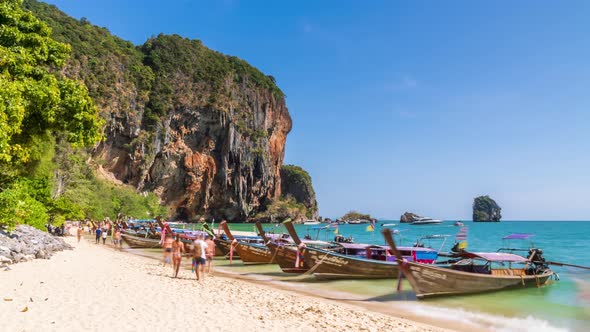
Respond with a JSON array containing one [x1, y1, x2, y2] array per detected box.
[[454, 221, 464, 226], [303, 220, 321, 225], [411, 217, 443, 225]]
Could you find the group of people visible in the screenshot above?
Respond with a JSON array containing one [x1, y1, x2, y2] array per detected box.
[[81, 220, 123, 247], [162, 233, 216, 280], [46, 224, 68, 236]]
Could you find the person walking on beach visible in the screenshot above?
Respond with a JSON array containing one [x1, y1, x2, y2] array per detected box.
[[95, 227, 102, 244], [77, 226, 83, 243], [115, 228, 122, 248], [192, 234, 208, 281], [204, 235, 215, 273], [102, 227, 108, 244], [171, 236, 185, 278], [162, 235, 173, 266]]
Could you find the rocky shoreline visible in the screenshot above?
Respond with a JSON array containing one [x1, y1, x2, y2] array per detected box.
[[0, 225, 72, 268]]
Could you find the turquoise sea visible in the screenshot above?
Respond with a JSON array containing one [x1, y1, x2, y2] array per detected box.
[[218, 221, 590, 332]]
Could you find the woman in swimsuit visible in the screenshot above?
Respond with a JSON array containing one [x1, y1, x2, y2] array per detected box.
[[172, 236, 185, 278], [162, 235, 174, 267]]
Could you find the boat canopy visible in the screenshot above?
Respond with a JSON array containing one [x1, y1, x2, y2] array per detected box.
[[395, 246, 438, 252], [467, 252, 528, 262], [338, 243, 380, 250], [502, 233, 534, 240]]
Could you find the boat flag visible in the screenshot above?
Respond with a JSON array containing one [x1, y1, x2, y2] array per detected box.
[[366, 220, 375, 232], [331, 223, 339, 234], [455, 227, 468, 250]]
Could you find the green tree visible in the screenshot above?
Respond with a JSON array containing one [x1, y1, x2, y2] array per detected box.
[[0, 0, 103, 177], [0, 0, 103, 229]]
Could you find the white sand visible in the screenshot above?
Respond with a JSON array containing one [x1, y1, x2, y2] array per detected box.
[[0, 232, 450, 332]]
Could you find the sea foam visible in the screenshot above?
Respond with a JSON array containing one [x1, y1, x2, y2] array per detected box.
[[404, 303, 569, 332]]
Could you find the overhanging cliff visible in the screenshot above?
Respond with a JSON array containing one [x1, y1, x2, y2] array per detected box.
[[25, 0, 295, 222]]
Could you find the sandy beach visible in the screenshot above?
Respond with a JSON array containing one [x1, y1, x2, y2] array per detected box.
[[0, 231, 448, 332]]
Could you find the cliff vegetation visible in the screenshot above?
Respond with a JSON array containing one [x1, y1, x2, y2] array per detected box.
[[340, 211, 373, 222]]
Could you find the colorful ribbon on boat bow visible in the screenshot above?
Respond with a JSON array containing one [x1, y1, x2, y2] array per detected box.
[[396, 258, 408, 292], [159, 223, 167, 245], [229, 239, 238, 265], [295, 243, 306, 268]]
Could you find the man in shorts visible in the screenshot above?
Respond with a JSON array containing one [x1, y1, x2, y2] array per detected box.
[[192, 234, 208, 281]]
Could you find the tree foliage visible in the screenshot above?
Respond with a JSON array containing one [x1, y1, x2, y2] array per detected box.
[[0, 0, 103, 171], [0, 0, 103, 229], [254, 196, 308, 222]]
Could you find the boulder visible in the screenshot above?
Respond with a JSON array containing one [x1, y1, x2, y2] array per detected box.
[[0, 225, 71, 266], [0, 255, 12, 264], [35, 250, 47, 259]]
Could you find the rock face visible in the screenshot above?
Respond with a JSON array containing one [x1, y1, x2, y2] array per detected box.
[[473, 196, 502, 222], [0, 225, 72, 265], [27, 2, 298, 222], [400, 212, 421, 223], [280, 165, 318, 219]]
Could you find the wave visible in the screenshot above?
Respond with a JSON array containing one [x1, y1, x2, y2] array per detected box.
[[404, 303, 569, 332]]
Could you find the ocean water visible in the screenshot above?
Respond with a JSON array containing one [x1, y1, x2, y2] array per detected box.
[[221, 221, 590, 332]]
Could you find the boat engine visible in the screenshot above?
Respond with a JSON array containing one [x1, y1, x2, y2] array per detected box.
[[528, 248, 550, 273]]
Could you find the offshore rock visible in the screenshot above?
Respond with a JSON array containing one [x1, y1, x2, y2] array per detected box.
[[473, 196, 502, 222]]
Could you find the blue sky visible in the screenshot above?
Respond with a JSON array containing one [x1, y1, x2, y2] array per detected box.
[[43, 0, 590, 220]]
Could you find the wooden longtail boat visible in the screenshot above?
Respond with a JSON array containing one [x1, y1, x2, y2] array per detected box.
[[255, 222, 308, 273], [220, 222, 275, 264], [121, 233, 162, 249], [213, 238, 236, 257], [382, 229, 556, 299], [284, 221, 438, 280], [201, 224, 229, 257]]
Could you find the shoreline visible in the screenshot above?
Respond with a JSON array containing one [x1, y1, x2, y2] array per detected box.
[[0, 231, 450, 332]]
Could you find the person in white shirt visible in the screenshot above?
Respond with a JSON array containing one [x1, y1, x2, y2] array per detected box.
[[192, 234, 208, 281]]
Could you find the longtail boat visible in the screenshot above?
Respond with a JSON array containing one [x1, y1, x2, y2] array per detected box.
[[382, 228, 557, 298], [255, 222, 309, 273], [220, 221, 275, 264], [284, 221, 438, 280], [121, 232, 162, 248]]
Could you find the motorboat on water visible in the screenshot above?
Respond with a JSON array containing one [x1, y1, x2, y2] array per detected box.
[[347, 219, 370, 224], [454, 221, 464, 226], [303, 220, 321, 225], [411, 217, 443, 225]]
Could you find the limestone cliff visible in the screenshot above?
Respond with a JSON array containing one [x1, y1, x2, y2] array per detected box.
[[473, 196, 502, 222], [26, 1, 295, 222], [280, 165, 318, 219]]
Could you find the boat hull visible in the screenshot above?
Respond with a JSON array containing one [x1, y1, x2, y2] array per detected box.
[[303, 247, 399, 279], [121, 233, 162, 249], [235, 243, 276, 264], [403, 262, 554, 298], [266, 243, 308, 273], [214, 239, 239, 258]]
